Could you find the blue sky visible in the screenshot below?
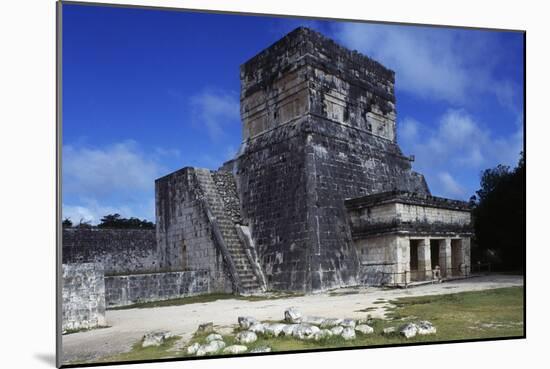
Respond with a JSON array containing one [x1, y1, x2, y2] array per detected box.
[[62, 4, 524, 224]]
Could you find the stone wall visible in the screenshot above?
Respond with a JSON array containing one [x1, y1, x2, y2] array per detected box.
[[241, 27, 399, 143], [62, 228, 157, 274], [62, 263, 106, 332], [358, 262, 395, 286], [234, 127, 312, 291], [155, 167, 233, 293], [234, 27, 429, 292], [347, 192, 471, 227], [356, 234, 397, 265], [346, 192, 472, 239], [348, 203, 470, 229], [357, 234, 472, 285], [356, 235, 399, 285], [104, 270, 210, 307], [397, 203, 471, 225]]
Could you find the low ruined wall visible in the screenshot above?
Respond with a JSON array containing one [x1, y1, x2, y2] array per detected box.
[[62, 228, 157, 274], [62, 263, 106, 332], [104, 270, 210, 307]]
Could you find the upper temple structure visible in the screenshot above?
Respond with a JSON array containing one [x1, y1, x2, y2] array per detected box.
[[154, 27, 472, 293]]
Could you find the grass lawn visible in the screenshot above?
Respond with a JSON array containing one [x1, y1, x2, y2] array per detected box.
[[99, 287, 524, 364], [95, 336, 182, 363]]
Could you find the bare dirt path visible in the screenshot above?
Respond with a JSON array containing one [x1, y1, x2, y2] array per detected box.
[[62, 274, 523, 364]]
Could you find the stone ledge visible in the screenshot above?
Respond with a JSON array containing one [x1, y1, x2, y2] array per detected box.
[[351, 220, 473, 239], [345, 190, 472, 211]]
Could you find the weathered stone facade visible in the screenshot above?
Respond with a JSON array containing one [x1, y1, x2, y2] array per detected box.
[[104, 270, 209, 307], [62, 228, 157, 274], [346, 191, 472, 285], [63, 27, 473, 325], [230, 27, 429, 291], [62, 263, 106, 332], [156, 27, 471, 292], [155, 167, 264, 293], [62, 260, 211, 311]]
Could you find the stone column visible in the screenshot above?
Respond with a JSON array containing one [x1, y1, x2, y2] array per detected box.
[[461, 237, 471, 276], [418, 238, 432, 281], [395, 237, 410, 285], [439, 238, 452, 277], [451, 239, 464, 276]]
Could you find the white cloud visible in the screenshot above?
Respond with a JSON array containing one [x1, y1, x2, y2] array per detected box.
[[334, 23, 469, 102], [332, 23, 518, 108], [63, 140, 163, 196], [62, 199, 131, 225], [399, 109, 523, 199], [62, 204, 95, 224], [432, 109, 488, 168], [63, 141, 169, 224], [404, 109, 521, 170], [190, 89, 240, 141], [438, 172, 466, 198], [62, 198, 155, 225], [400, 117, 420, 142]]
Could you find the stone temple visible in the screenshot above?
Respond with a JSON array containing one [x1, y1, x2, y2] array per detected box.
[[62, 26, 473, 331], [154, 27, 472, 294]]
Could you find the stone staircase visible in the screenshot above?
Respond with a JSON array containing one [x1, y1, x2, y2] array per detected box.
[[194, 169, 263, 294]]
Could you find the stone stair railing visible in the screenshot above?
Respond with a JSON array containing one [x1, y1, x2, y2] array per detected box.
[[194, 169, 263, 294]]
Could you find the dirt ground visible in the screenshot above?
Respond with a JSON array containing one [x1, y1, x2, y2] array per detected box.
[[62, 274, 523, 364]]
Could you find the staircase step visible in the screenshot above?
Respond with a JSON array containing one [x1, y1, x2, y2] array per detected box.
[[197, 169, 262, 292]]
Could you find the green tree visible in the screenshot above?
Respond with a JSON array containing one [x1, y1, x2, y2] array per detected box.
[[62, 218, 73, 228], [98, 213, 155, 229], [471, 152, 525, 271]]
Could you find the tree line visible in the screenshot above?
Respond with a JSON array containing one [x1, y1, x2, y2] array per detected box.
[[470, 152, 525, 271], [62, 213, 155, 230]]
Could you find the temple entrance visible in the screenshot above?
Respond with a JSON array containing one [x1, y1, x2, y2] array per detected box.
[[451, 239, 463, 276], [430, 239, 440, 270], [409, 240, 420, 281]]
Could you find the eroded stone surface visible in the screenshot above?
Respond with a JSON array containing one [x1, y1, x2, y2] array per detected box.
[[313, 329, 334, 341], [236, 331, 257, 344], [341, 327, 356, 340], [281, 324, 299, 336], [238, 316, 258, 330], [142, 331, 173, 348], [186, 342, 200, 355], [400, 323, 419, 339], [151, 27, 471, 296], [223, 345, 248, 354], [205, 333, 223, 343], [196, 340, 226, 356], [233, 27, 432, 293], [248, 322, 266, 334], [293, 324, 321, 340], [264, 323, 287, 337], [284, 307, 303, 323], [62, 263, 106, 333], [417, 321, 437, 335], [340, 319, 357, 328], [355, 324, 374, 335]]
